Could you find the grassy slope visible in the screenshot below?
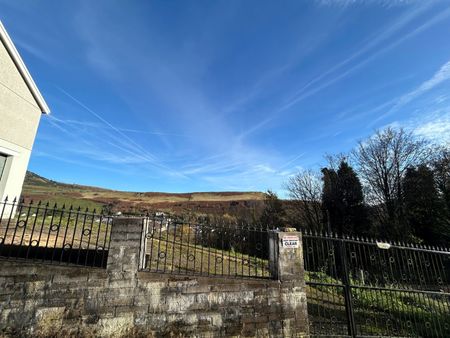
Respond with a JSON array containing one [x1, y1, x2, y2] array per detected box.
[[21, 171, 266, 213]]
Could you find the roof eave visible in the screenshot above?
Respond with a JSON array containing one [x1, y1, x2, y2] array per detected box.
[[0, 21, 50, 114]]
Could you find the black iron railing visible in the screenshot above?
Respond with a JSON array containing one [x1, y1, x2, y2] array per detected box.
[[303, 230, 450, 337], [0, 198, 112, 268], [141, 215, 272, 278]]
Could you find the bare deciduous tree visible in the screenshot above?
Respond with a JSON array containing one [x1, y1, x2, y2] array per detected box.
[[284, 169, 323, 231], [324, 152, 348, 170], [352, 127, 429, 236]]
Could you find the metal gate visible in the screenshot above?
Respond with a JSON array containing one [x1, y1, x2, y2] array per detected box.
[[303, 232, 450, 337]]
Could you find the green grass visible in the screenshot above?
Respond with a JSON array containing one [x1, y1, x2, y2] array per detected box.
[[22, 197, 104, 211], [0, 211, 110, 250], [305, 273, 450, 337], [144, 230, 270, 277]]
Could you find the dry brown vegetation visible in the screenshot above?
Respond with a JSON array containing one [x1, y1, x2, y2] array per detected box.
[[21, 171, 266, 215]]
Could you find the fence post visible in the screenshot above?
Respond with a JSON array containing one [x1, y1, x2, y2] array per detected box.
[[269, 228, 309, 335], [269, 228, 305, 281], [107, 217, 144, 279], [339, 239, 357, 338]]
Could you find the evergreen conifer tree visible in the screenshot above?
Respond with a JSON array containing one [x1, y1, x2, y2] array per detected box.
[[322, 161, 368, 235], [337, 161, 368, 235], [403, 165, 448, 245]]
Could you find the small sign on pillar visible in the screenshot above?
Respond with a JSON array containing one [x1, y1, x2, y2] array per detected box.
[[282, 235, 300, 248]]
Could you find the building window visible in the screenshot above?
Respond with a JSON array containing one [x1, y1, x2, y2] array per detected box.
[[0, 154, 7, 181]]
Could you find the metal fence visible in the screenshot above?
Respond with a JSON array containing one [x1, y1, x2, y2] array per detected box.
[[303, 231, 450, 337], [0, 198, 112, 268], [141, 215, 272, 278]]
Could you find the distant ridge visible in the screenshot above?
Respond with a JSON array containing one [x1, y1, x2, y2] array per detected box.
[[24, 171, 262, 197], [22, 171, 266, 214], [25, 171, 111, 192]]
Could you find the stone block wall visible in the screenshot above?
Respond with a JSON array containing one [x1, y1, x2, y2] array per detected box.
[[0, 218, 309, 337]]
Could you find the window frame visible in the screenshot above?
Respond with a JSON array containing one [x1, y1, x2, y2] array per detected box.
[[0, 153, 7, 181]]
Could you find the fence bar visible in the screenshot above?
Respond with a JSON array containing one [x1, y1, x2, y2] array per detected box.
[[303, 231, 450, 337], [142, 214, 272, 279], [0, 198, 112, 268]]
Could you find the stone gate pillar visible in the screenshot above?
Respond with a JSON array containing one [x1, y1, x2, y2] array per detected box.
[[268, 227, 309, 336], [269, 228, 306, 281], [107, 217, 144, 283]]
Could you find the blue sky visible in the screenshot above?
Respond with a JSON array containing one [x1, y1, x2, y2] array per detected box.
[[1, 0, 450, 195]]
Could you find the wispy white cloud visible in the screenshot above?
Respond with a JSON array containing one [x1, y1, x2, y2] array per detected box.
[[316, 0, 426, 8], [63, 2, 311, 193], [43, 86, 301, 192], [10, 0, 448, 194], [201, 163, 298, 193], [282, 4, 448, 109], [45, 118, 152, 166], [14, 39, 50, 62], [241, 3, 450, 139], [373, 60, 450, 124], [387, 100, 450, 144], [391, 61, 450, 110], [32, 150, 137, 176], [407, 109, 450, 144], [43, 92, 190, 180], [414, 115, 450, 143], [48, 116, 187, 137]]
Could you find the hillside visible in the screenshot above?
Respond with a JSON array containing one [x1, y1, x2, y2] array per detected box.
[[22, 171, 266, 215]]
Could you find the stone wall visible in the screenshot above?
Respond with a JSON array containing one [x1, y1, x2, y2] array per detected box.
[[0, 218, 309, 337]]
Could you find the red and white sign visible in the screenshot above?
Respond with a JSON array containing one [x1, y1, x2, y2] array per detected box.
[[282, 235, 299, 248]]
